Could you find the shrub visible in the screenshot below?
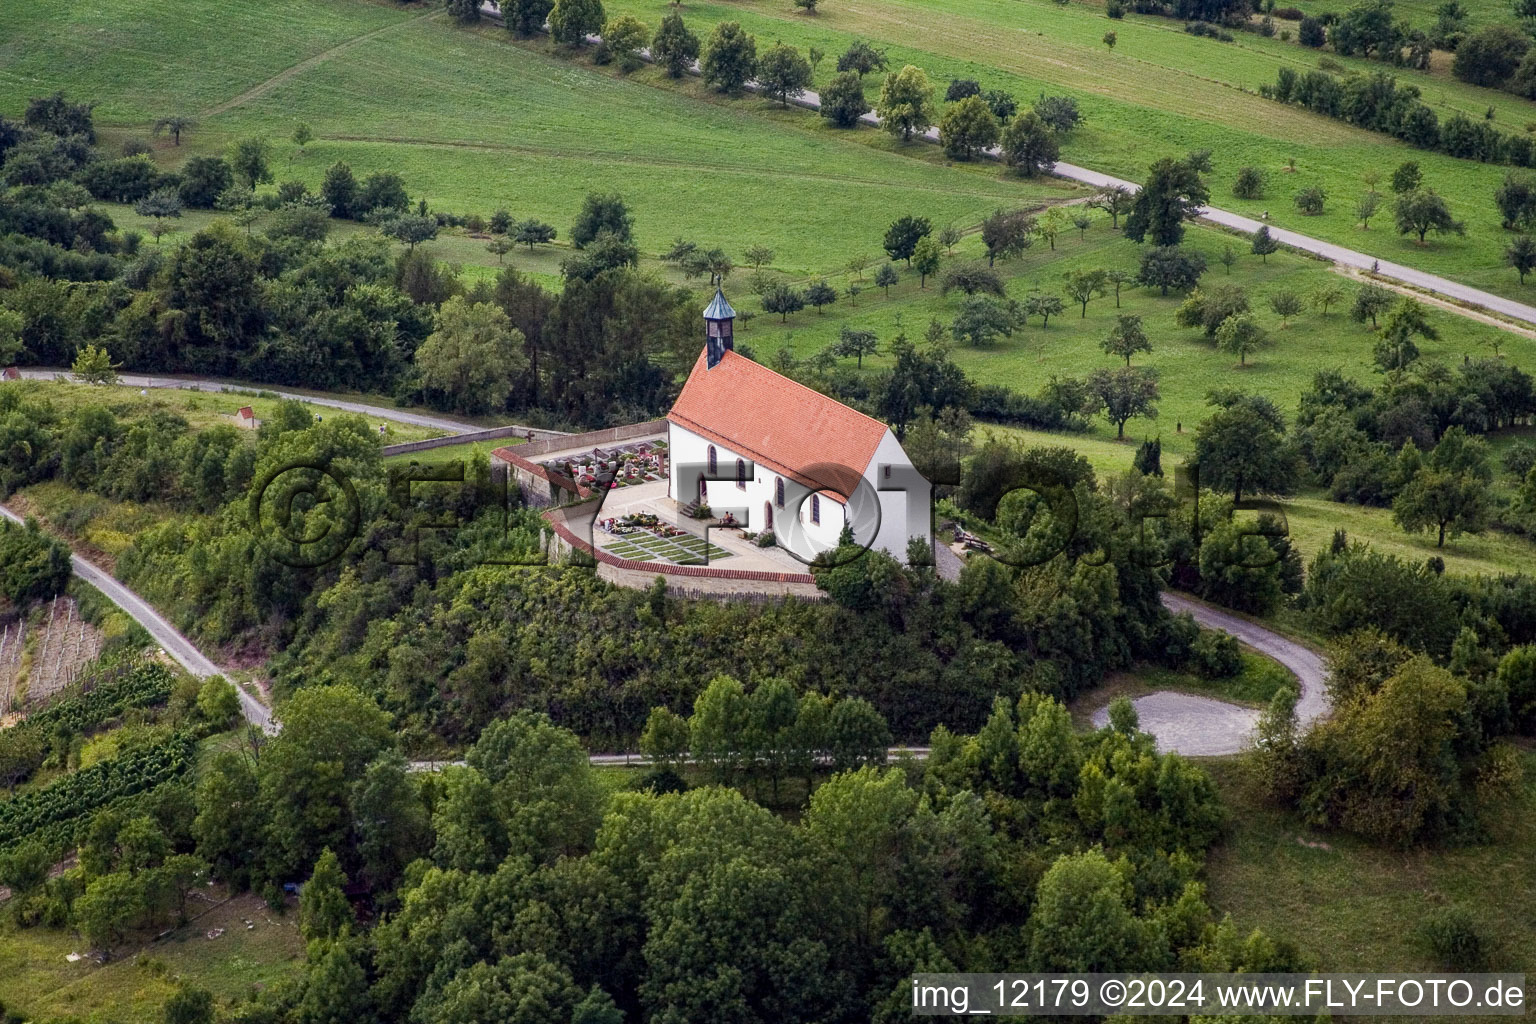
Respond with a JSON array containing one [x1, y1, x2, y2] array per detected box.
[[1272, 6, 1304, 19], [1190, 630, 1243, 678], [1233, 165, 1267, 199], [1295, 185, 1327, 214], [1416, 907, 1493, 970]]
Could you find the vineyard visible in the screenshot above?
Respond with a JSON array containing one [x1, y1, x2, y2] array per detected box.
[[0, 617, 23, 716], [25, 597, 105, 707], [0, 731, 196, 854]]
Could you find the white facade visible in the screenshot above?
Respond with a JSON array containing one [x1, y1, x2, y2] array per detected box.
[[667, 421, 930, 566]]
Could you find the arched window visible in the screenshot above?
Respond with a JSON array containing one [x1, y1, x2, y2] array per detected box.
[[736, 458, 746, 489], [811, 494, 821, 525], [707, 445, 717, 475], [775, 478, 785, 508]]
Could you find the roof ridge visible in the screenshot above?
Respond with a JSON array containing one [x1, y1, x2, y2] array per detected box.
[[715, 350, 889, 436]]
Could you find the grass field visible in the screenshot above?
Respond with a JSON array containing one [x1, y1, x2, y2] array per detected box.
[[1204, 750, 1536, 982], [601, 0, 1536, 298]]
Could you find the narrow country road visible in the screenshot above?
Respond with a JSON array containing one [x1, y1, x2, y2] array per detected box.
[[527, 13, 1536, 330], [0, 505, 275, 733], [12, 369, 482, 436], [1090, 592, 1330, 757]]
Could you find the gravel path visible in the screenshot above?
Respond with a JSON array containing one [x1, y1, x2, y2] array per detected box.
[[1090, 592, 1329, 756]]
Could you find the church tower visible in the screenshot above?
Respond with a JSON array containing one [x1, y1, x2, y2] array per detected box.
[[703, 288, 735, 369]]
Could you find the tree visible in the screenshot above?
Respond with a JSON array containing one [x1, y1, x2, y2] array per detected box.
[[382, 214, 438, 251], [744, 244, 775, 270], [601, 15, 650, 71], [1453, 24, 1528, 86], [757, 44, 812, 106], [980, 208, 1034, 266], [940, 263, 1005, 296], [911, 236, 943, 287], [761, 283, 805, 321], [1090, 185, 1134, 229], [164, 987, 214, 1024], [939, 95, 999, 160], [1294, 185, 1327, 215], [1215, 312, 1268, 366], [1233, 165, 1266, 199], [416, 297, 528, 414], [651, 12, 701, 77], [1103, 29, 1117, 49], [291, 123, 313, 150], [1394, 468, 1489, 546], [1035, 208, 1066, 251], [883, 214, 931, 266], [1063, 269, 1108, 317], [998, 111, 1058, 177], [549, 0, 605, 47], [446, 0, 482, 22], [227, 137, 272, 187], [1391, 160, 1423, 194], [1103, 268, 1133, 309], [830, 327, 879, 368], [877, 65, 936, 141], [1250, 225, 1278, 262], [320, 161, 358, 218], [514, 219, 557, 250], [504, 0, 555, 35], [178, 156, 232, 209], [805, 279, 839, 311], [1086, 366, 1159, 438], [1507, 235, 1536, 283], [1312, 282, 1347, 317], [1357, 190, 1381, 229], [135, 187, 183, 220], [939, 224, 962, 254], [1176, 283, 1250, 337], [1125, 155, 1209, 246], [1351, 283, 1395, 327], [1024, 293, 1065, 327], [1194, 391, 1297, 503], [1034, 95, 1083, 134], [820, 71, 870, 129], [487, 237, 515, 264], [874, 262, 900, 296], [0, 519, 71, 606], [702, 22, 757, 94], [1137, 245, 1205, 296], [1028, 849, 1149, 972], [75, 872, 143, 956], [837, 40, 889, 78], [300, 848, 351, 943], [151, 114, 196, 147], [1101, 313, 1150, 366], [570, 192, 632, 247], [1268, 290, 1304, 325], [72, 343, 119, 385], [951, 296, 1016, 347]]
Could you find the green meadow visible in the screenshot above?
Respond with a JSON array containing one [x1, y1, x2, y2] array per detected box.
[[605, 0, 1536, 297]]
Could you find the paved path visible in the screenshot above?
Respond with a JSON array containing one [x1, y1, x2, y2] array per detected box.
[[1091, 592, 1329, 756], [13, 369, 481, 436], [526, 16, 1536, 330], [0, 506, 276, 732]]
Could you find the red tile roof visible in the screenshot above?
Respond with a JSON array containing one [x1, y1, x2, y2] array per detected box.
[[236, 406, 255, 419], [667, 350, 889, 496]]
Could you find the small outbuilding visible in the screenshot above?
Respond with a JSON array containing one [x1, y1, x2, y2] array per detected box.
[[234, 406, 261, 429]]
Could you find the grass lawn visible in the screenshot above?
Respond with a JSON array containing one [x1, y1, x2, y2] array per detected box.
[[604, 0, 1536, 299], [383, 438, 518, 467], [1203, 750, 1536, 982], [0, 892, 306, 1021]]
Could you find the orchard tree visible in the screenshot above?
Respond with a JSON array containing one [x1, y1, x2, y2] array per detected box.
[[883, 214, 932, 265], [1086, 366, 1160, 438], [837, 39, 889, 78], [1250, 225, 1278, 262], [1194, 390, 1297, 503], [834, 326, 880, 366], [1090, 185, 1134, 228], [1137, 245, 1206, 295], [651, 12, 701, 77], [1357, 190, 1381, 229], [805, 278, 839, 311], [762, 283, 805, 320], [487, 237, 515, 264], [570, 192, 632, 247], [743, 244, 775, 270], [600, 15, 650, 71], [912, 236, 943, 287], [1063, 268, 1108, 317], [1391, 160, 1423, 194], [1312, 283, 1347, 317], [951, 296, 1017, 347], [1507, 234, 1536, 283], [505, 0, 555, 36], [939, 95, 999, 160], [1396, 190, 1466, 244], [1125, 155, 1209, 246], [874, 262, 900, 296], [1294, 185, 1327, 215], [820, 72, 869, 127], [980, 208, 1034, 266], [757, 44, 812, 106], [702, 22, 757, 94], [549, 0, 605, 47], [514, 219, 557, 250], [877, 65, 936, 141], [999, 111, 1058, 177], [1269, 290, 1304, 324], [227, 137, 272, 187], [1105, 268, 1133, 307], [1394, 468, 1489, 546], [1215, 312, 1268, 366], [1101, 313, 1151, 366], [1024, 293, 1065, 326], [1351, 283, 1395, 327], [152, 115, 195, 146], [383, 214, 438, 251]]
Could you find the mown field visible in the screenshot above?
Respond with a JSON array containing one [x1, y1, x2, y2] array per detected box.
[[603, 0, 1536, 298]]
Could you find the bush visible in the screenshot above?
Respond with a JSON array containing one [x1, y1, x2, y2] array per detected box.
[[1190, 630, 1243, 678], [1416, 906, 1493, 970], [1233, 165, 1267, 199], [1272, 6, 1304, 18]]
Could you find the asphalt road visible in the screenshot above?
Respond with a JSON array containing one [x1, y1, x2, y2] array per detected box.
[[1090, 592, 1329, 756], [12, 369, 480, 436], [0, 504, 276, 733]]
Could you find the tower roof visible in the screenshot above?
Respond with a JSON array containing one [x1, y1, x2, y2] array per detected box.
[[703, 288, 735, 321]]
